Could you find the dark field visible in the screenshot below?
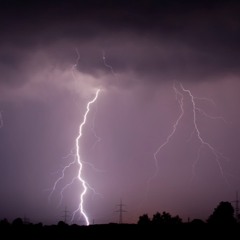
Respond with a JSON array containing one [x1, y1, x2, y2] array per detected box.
[[1, 222, 240, 239]]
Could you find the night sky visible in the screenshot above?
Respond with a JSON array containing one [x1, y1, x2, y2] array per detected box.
[[1, 0, 240, 225]]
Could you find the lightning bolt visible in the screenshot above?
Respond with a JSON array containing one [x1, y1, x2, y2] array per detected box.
[[71, 88, 100, 225], [179, 83, 226, 179], [152, 81, 227, 181], [151, 82, 184, 181], [48, 49, 103, 225], [49, 89, 100, 225]]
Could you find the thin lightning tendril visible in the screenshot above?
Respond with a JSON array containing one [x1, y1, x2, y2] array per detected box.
[[152, 82, 227, 182], [151, 83, 184, 180], [90, 109, 102, 150], [179, 83, 226, 178], [48, 159, 76, 203], [193, 97, 216, 106], [82, 160, 105, 173], [58, 177, 78, 208], [102, 50, 115, 75], [195, 107, 228, 124], [71, 48, 80, 81]]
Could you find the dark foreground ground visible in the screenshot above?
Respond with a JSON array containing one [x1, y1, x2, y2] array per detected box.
[[1, 223, 240, 239]]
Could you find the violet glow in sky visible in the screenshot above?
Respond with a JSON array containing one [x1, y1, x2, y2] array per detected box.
[[1, 0, 240, 224]]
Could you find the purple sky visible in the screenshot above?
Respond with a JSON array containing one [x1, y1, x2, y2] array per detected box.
[[1, 0, 240, 225]]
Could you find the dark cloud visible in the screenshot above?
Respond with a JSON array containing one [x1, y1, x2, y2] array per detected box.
[[1, 0, 240, 90]]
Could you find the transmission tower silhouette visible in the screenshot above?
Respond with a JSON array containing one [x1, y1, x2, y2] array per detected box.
[[23, 215, 30, 224], [115, 199, 127, 224], [233, 191, 239, 222], [62, 206, 70, 224]]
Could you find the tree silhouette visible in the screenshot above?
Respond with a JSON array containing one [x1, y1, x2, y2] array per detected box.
[[138, 214, 151, 225], [152, 212, 163, 224], [12, 218, 23, 226], [207, 201, 236, 224], [170, 215, 182, 224], [162, 211, 171, 224], [57, 220, 68, 227], [138, 211, 182, 225], [0, 218, 10, 227], [190, 219, 205, 225]]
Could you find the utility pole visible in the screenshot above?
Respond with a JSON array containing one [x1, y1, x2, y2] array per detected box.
[[62, 206, 70, 224], [115, 199, 127, 224], [23, 215, 30, 224], [233, 191, 239, 222]]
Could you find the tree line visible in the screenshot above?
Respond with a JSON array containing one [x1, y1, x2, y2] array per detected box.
[[0, 201, 238, 228], [138, 201, 238, 225]]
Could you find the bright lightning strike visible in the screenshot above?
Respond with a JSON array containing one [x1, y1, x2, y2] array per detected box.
[[49, 89, 101, 225], [71, 88, 101, 225], [48, 48, 103, 225]]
